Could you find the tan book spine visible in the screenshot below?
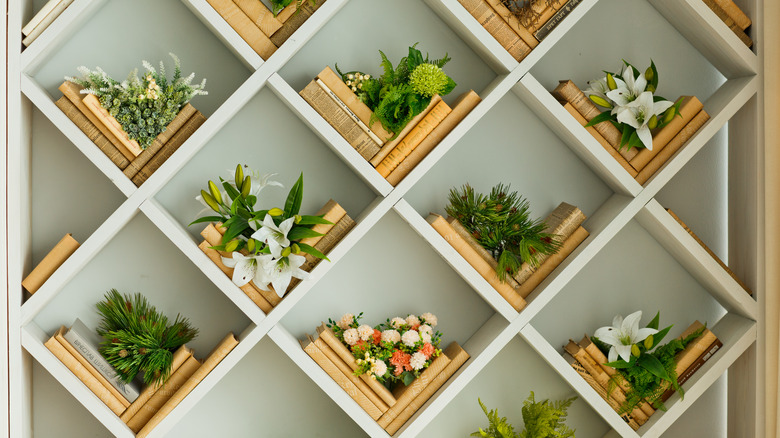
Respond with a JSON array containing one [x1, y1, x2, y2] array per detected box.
[[552, 80, 634, 160], [120, 345, 193, 423], [635, 110, 710, 185], [516, 226, 588, 298], [299, 199, 347, 247], [300, 81, 380, 160], [385, 342, 470, 435], [300, 213, 355, 273], [371, 96, 442, 167], [316, 324, 397, 407], [427, 213, 526, 311], [136, 334, 239, 438], [233, 0, 283, 36], [312, 335, 389, 413], [315, 79, 384, 145], [269, 0, 325, 47], [44, 328, 126, 416], [447, 217, 522, 291], [673, 325, 717, 376], [81, 94, 143, 159], [275, 2, 298, 22], [702, 0, 752, 46], [302, 335, 382, 420], [457, 0, 532, 60], [376, 101, 452, 177], [666, 209, 751, 294], [317, 66, 393, 143], [562, 102, 638, 177], [22, 233, 79, 294], [123, 104, 197, 180], [22, 0, 63, 36], [527, 0, 567, 34], [21, 0, 73, 47], [132, 111, 206, 186], [207, 0, 277, 59], [711, 0, 751, 30], [483, 0, 540, 48], [386, 90, 481, 186], [54, 331, 129, 407], [127, 356, 201, 433], [630, 96, 703, 172]]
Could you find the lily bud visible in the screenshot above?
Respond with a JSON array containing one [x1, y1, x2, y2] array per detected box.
[[647, 114, 658, 130], [606, 73, 617, 90], [225, 239, 240, 252], [645, 66, 654, 82], [246, 238, 256, 253], [589, 95, 612, 109], [235, 164, 243, 187], [663, 108, 675, 124], [646, 83, 656, 93], [241, 175, 251, 198], [268, 208, 284, 217], [208, 181, 222, 204], [201, 190, 220, 213], [631, 344, 641, 357], [292, 243, 301, 254], [644, 335, 654, 350], [294, 214, 302, 224], [281, 247, 292, 257]]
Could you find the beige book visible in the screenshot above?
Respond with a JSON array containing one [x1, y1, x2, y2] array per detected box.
[[483, 0, 540, 48], [276, 2, 298, 22], [22, 0, 63, 35], [427, 214, 526, 311], [552, 80, 633, 160], [315, 79, 383, 145], [371, 96, 442, 166], [386, 90, 481, 186], [630, 96, 703, 172], [198, 241, 274, 313], [21, 0, 73, 47], [82, 94, 143, 159], [44, 328, 126, 416], [702, 0, 752, 46], [299, 199, 347, 247], [54, 330, 129, 408], [447, 217, 522, 291], [300, 80, 380, 160], [302, 335, 382, 420], [127, 355, 201, 432], [527, 0, 568, 34], [635, 110, 710, 185], [132, 111, 207, 186], [54, 95, 130, 170], [562, 102, 638, 177], [385, 342, 470, 435], [22, 233, 79, 294], [137, 334, 239, 438], [516, 226, 588, 298], [270, 0, 325, 47], [377, 347, 453, 428], [123, 104, 197, 180], [233, 0, 283, 36], [207, 0, 277, 59], [316, 324, 397, 407], [312, 335, 389, 413], [299, 213, 355, 273], [120, 345, 193, 423], [457, 0, 532, 61], [667, 209, 751, 294], [710, 0, 751, 30], [376, 101, 453, 177], [673, 322, 717, 377], [317, 67, 393, 144]]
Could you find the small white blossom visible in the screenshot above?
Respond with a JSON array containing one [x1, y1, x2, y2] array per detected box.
[[343, 328, 359, 346], [410, 352, 427, 371], [357, 325, 374, 341], [381, 329, 401, 344], [401, 330, 420, 347]]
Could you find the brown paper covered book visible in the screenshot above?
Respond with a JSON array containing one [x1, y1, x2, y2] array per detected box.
[[22, 233, 79, 294]]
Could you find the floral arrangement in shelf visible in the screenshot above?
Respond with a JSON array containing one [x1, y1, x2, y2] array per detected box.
[[66, 53, 207, 150], [584, 60, 682, 151], [190, 165, 332, 297], [327, 312, 442, 387], [96, 289, 198, 386], [472, 392, 576, 438], [335, 44, 457, 139]]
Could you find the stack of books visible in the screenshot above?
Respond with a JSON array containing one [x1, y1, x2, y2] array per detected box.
[[21, 0, 74, 47], [44, 322, 238, 437], [56, 81, 206, 187], [300, 67, 482, 186], [428, 202, 588, 312], [301, 324, 470, 435], [457, 0, 583, 61], [564, 321, 722, 430], [206, 0, 325, 60], [21, 233, 79, 295], [552, 80, 711, 185], [198, 199, 355, 313], [701, 0, 752, 48]]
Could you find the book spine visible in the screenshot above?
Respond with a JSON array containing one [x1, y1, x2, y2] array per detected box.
[[630, 96, 703, 171], [22, 0, 63, 35], [198, 241, 274, 313], [660, 338, 722, 402], [206, 0, 277, 59], [447, 217, 522, 291], [298, 199, 346, 247], [712, 0, 751, 30], [371, 95, 442, 167], [703, 0, 753, 47], [136, 334, 239, 438], [233, 0, 283, 36], [21, 0, 73, 46], [275, 2, 298, 22], [427, 213, 526, 311], [299, 213, 355, 274], [123, 104, 197, 180], [457, 0, 532, 61], [376, 101, 452, 177], [81, 94, 143, 159], [300, 81, 381, 161], [315, 79, 384, 145], [303, 336, 383, 421], [131, 111, 207, 186], [515, 226, 588, 298], [534, 0, 582, 41], [635, 110, 710, 185], [386, 90, 481, 186], [483, 0, 539, 48], [269, 0, 324, 47], [21, 233, 79, 294]]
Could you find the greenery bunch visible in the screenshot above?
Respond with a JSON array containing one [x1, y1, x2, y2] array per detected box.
[[66, 53, 207, 149], [336, 44, 456, 139], [445, 183, 559, 281], [269, 0, 314, 16], [472, 393, 577, 438], [96, 289, 198, 386]]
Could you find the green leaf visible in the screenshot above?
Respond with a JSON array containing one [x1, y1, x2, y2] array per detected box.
[[402, 371, 416, 387], [651, 325, 673, 349], [222, 181, 240, 202], [223, 217, 249, 242], [245, 195, 257, 207], [619, 123, 632, 150], [637, 354, 671, 382], [188, 216, 224, 226], [603, 360, 634, 369], [297, 215, 333, 225], [650, 60, 659, 90], [284, 173, 304, 218], [440, 77, 456, 96], [407, 44, 424, 72], [647, 311, 660, 330], [288, 226, 324, 241], [583, 110, 612, 127], [298, 243, 329, 261]]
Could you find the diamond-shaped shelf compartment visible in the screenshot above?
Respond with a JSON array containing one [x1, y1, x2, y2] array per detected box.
[[420, 334, 609, 437]]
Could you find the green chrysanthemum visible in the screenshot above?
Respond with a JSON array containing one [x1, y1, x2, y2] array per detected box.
[[410, 63, 448, 97]]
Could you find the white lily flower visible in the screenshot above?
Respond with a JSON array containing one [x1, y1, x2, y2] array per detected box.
[[222, 252, 261, 287], [594, 310, 659, 363], [607, 67, 647, 111], [254, 254, 309, 298], [250, 214, 294, 257], [615, 92, 674, 150], [584, 76, 611, 105], [226, 166, 283, 197]]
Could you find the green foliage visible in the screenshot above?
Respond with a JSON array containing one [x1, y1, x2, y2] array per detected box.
[[67, 53, 207, 150], [269, 0, 314, 16], [472, 393, 577, 438], [472, 399, 517, 438], [445, 183, 560, 281], [96, 289, 198, 386]]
